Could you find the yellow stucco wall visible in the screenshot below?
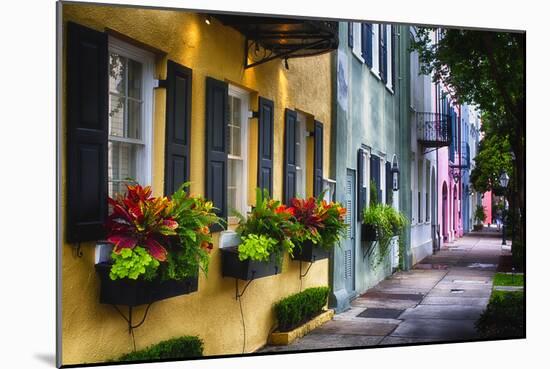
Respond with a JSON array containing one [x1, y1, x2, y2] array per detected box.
[[61, 4, 333, 365]]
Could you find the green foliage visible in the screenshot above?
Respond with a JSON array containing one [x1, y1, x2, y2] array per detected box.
[[235, 188, 298, 265], [476, 291, 524, 339], [110, 247, 160, 281], [273, 287, 330, 332], [159, 183, 223, 280], [238, 234, 278, 262], [474, 205, 487, 224], [493, 273, 524, 287], [116, 336, 203, 362], [470, 132, 513, 194], [369, 179, 378, 206], [363, 204, 408, 267]]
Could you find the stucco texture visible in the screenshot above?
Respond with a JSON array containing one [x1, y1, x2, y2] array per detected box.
[[61, 4, 332, 365]]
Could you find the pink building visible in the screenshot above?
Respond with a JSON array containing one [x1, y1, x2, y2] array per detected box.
[[482, 190, 492, 225]]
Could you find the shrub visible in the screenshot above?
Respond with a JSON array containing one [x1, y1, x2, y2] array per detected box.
[[474, 205, 486, 224], [274, 287, 330, 332], [116, 336, 203, 362], [475, 292, 525, 339]]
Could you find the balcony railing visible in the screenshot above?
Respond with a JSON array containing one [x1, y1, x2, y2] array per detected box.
[[416, 112, 452, 148]]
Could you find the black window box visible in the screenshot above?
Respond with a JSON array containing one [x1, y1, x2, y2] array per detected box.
[[361, 223, 379, 242], [292, 240, 330, 262], [221, 246, 281, 280], [95, 263, 198, 307]]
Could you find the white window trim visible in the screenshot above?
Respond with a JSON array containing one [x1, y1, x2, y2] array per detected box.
[[371, 24, 380, 77], [385, 24, 394, 92], [108, 36, 154, 189], [295, 111, 308, 198], [352, 22, 365, 63], [227, 84, 249, 225]]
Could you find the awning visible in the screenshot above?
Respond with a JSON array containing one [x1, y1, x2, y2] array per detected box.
[[213, 15, 339, 69]]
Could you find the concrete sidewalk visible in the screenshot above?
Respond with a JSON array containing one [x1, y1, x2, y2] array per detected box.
[[260, 233, 505, 352]]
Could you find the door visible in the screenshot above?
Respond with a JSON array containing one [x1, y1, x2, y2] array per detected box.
[[442, 182, 448, 241], [344, 169, 356, 295]]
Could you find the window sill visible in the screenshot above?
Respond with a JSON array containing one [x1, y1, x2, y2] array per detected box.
[[352, 49, 365, 64], [219, 230, 241, 249]]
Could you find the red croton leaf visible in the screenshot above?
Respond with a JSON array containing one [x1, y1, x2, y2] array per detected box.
[[162, 219, 178, 230], [107, 235, 138, 253], [144, 237, 168, 261]]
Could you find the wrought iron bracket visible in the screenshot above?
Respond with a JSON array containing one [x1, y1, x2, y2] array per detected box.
[[244, 37, 328, 69], [72, 242, 83, 258], [111, 303, 155, 334], [235, 273, 256, 300], [299, 259, 316, 279]]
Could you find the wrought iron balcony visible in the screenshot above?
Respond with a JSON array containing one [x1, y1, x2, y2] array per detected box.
[[416, 112, 452, 148]]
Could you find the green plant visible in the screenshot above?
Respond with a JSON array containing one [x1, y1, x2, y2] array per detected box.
[[273, 287, 330, 332], [116, 336, 203, 362], [474, 205, 487, 224], [476, 291, 525, 339], [289, 195, 348, 251], [493, 273, 524, 287], [106, 184, 178, 280], [109, 246, 160, 281], [238, 234, 278, 262], [235, 188, 298, 265], [161, 184, 223, 280], [362, 204, 407, 267]]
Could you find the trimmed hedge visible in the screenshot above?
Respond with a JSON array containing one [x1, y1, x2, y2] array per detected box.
[[274, 287, 330, 332], [116, 336, 203, 362], [476, 291, 525, 339]]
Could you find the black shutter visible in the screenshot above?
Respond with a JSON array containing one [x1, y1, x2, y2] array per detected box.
[[313, 121, 324, 197], [205, 77, 228, 231], [386, 161, 392, 204], [391, 25, 396, 88], [357, 149, 366, 221], [283, 109, 298, 205], [258, 97, 274, 197], [361, 23, 373, 68], [348, 22, 354, 48], [370, 155, 381, 204], [379, 25, 387, 83], [66, 22, 108, 243], [165, 60, 192, 196]]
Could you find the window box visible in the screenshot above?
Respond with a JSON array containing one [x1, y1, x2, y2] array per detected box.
[[292, 240, 330, 262], [221, 246, 281, 280], [361, 223, 379, 242], [95, 263, 198, 307]]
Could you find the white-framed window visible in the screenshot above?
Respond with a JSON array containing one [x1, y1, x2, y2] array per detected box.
[[352, 22, 364, 62], [107, 37, 154, 197], [372, 24, 380, 76], [295, 111, 308, 198], [227, 85, 249, 225], [386, 24, 393, 90]]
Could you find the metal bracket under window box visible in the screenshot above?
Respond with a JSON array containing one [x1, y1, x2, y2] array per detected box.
[[154, 78, 168, 89]]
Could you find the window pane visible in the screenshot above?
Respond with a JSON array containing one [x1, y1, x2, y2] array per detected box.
[[108, 141, 138, 197], [109, 94, 125, 137], [109, 53, 126, 94], [128, 59, 143, 99], [127, 100, 142, 139], [227, 158, 242, 214], [232, 96, 241, 127], [231, 126, 241, 156]]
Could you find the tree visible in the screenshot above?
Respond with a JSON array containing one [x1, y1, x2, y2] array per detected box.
[[411, 28, 525, 265]]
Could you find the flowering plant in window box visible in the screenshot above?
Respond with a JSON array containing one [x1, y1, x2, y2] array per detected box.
[[221, 188, 298, 280], [289, 196, 348, 262], [96, 184, 222, 306]]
